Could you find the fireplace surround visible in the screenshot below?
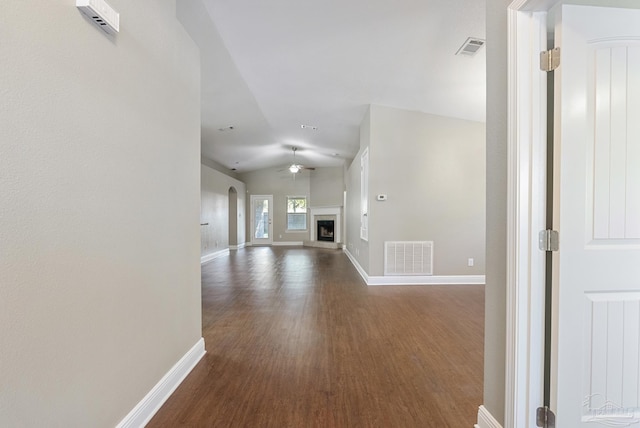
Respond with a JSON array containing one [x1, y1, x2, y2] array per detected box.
[[309, 206, 342, 245]]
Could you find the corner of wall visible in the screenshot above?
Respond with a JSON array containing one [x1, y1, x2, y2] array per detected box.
[[476, 405, 503, 428]]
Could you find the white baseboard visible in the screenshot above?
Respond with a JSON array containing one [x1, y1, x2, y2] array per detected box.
[[272, 241, 303, 246], [229, 243, 246, 250], [200, 249, 229, 264], [476, 405, 503, 428], [116, 338, 206, 428], [343, 248, 369, 285], [368, 274, 485, 286], [343, 248, 485, 286]]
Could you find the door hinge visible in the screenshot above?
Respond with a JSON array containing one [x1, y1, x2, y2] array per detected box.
[[539, 229, 559, 252], [540, 47, 560, 72], [536, 406, 556, 428]]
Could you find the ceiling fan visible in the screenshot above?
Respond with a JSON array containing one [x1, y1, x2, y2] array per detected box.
[[286, 147, 315, 173]]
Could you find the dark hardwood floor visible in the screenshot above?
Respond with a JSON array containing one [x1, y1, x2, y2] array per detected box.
[[148, 247, 484, 427]]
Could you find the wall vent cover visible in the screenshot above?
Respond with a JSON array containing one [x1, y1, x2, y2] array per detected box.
[[76, 0, 119, 35], [456, 37, 485, 56], [384, 241, 433, 276]]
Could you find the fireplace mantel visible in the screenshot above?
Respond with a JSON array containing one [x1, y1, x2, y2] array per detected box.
[[309, 206, 342, 243]]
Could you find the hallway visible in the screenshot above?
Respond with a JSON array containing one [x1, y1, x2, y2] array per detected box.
[[149, 247, 484, 427]]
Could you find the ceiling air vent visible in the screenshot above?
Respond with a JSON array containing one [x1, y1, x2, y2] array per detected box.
[[456, 37, 485, 56]]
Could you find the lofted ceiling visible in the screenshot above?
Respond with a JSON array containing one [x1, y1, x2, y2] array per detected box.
[[177, 0, 486, 174]]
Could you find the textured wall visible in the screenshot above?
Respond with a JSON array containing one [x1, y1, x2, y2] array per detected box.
[[0, 1, 201, 426]]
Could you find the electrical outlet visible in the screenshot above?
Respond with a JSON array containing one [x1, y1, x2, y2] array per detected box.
[[468, 258, 474, 267]]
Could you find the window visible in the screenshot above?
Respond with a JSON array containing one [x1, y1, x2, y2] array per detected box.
[[287, 196, 307, 231]]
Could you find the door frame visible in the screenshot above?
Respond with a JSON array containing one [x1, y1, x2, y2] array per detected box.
[[506, 1, 556, 426], [249, 194, 273, 246]]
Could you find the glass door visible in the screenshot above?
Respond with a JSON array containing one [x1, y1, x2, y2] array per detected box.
[[250, 195, 273, 245]]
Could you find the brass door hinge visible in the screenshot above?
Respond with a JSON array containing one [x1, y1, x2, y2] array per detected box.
[[540, 47, 560, 72]]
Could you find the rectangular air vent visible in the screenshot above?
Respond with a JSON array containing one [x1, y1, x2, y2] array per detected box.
[[384, 241, 433, 276], [77, 0, 119, 35], [456, 37, 485, 56]]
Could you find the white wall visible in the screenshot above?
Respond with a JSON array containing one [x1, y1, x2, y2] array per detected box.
[[201, 162, 246, 257], [0, 2, 201, 427], [368, 105, 486, 276], [483, 1, 511, 424], [346, 105, 486, 277], [310, 167, 344, 207]]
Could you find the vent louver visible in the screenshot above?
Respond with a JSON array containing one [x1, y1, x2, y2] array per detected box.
[[76, 0, 119, 35], [384, 241, 433, 276], [456, 37, 485, 56]]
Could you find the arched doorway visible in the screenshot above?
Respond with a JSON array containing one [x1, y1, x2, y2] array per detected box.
[[228, 187, 238, 249]]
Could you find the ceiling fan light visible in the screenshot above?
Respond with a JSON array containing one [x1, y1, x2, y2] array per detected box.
[[289, 165, 300, 173]]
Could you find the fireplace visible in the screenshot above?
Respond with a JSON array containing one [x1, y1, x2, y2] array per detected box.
[[308, 207, 341, 246], [317, 220, 335, 242]]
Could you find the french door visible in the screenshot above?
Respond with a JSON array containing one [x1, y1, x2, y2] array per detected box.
[[250, 195, 273, 246]]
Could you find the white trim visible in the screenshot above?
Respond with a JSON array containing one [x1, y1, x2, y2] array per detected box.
[[201, 249, 229, 264], [344, 248, 485, 286], [506, 1, 557, 426], [229, 243, 246, 250], [272, 241, 303, 246], [250, 194, 274, 246], [286, 195, 309, 232], [476, 405, 503, 428], [309, 206, 342, 243], [116, 338, 206, 428], [367, 275, 485, 286], [343, 248, 369, 284]]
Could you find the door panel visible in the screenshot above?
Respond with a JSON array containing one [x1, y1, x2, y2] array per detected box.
[[591, 45, 640, 241], [251, 195, 273, 245], [553, 5, 640, 426]]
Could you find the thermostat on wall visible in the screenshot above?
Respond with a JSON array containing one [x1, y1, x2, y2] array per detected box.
[[376, 194, 387, 201], [77, 0, 120, 35]]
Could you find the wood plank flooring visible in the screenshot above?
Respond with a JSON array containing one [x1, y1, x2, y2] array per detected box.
[[148, 247, 484, 427]]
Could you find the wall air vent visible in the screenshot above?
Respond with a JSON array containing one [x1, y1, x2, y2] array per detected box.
[[77, 0, 119, 35], [456, 37, 485, 56], [384, 241, 433, 276]]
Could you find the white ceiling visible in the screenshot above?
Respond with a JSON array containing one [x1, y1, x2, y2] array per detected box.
[[177, 0, 486, 173]]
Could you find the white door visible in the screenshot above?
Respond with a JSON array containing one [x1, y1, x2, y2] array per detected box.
[[250, 195, 273, 245], [552, 5, 640, 426]]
